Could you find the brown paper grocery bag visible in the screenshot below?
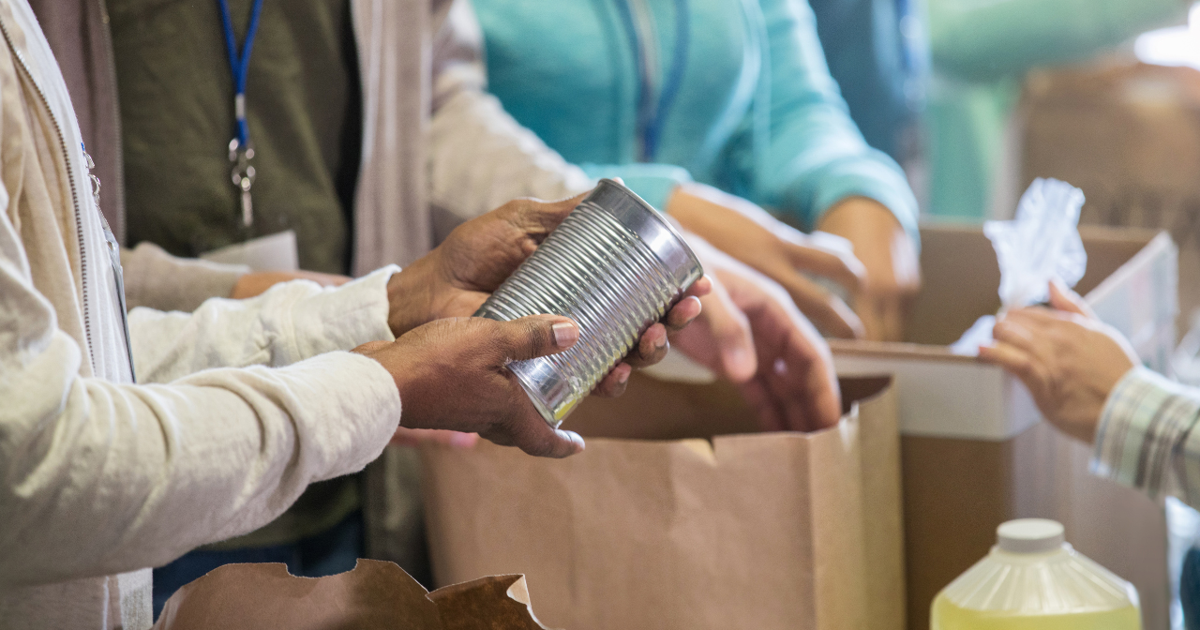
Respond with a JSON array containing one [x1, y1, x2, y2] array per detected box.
[[153, 559, 555, 630], [422, 375, 902, 630]]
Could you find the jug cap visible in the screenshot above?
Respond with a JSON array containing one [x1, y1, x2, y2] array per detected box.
[[997, 519, 1065, 554]]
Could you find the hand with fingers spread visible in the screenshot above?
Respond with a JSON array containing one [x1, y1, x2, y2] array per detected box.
[[672, 240, 842, 431], [978, 281, 1138, 444], [354, 315, 589, 458], [668, 183, 867, 339]]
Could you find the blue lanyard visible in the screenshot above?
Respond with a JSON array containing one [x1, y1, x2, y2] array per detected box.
[[218, 0, 264, 227], [217, 0, 264, 147], [615, 0, 690, 162]]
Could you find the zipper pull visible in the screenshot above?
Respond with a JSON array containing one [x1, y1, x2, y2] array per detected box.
[[81, 142, 101, 208]]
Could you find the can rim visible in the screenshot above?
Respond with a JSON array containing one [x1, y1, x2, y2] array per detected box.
[[588, 179, 705, 288]]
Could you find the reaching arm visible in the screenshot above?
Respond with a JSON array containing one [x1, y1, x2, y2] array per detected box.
[[1092, 367, 1200, 510], [0, 207, 400, 589], [129, 267, 396, 383], [981, 282, 1200, 509], [731, 0, 918, 245], [121, 242, 248, 312]]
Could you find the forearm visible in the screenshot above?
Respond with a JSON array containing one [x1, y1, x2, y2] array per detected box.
[[751, 0, 919, 244], [770, 148, 920, 246], [0, 348, 399, 588], [427, 0, 592, 237], [121, 242, 248, 312], [130, 266, 398, 383], [1092, 367, 1200, 508]]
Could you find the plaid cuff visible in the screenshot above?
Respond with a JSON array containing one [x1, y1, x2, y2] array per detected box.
[[1092, 367, 1200, 502]]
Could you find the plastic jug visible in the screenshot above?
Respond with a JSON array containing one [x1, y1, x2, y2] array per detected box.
[[931, 519, 1142, 629]]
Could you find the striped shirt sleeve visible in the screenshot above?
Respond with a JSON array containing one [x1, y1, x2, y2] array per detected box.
[[1092, 367, 1200, 508]]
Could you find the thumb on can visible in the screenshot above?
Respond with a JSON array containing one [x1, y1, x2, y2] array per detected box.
[[495, 315, 580, 362]]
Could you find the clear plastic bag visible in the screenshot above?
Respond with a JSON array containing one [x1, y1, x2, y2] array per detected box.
[[985, 178, 1087, 308], [951, 179, 1088, 355]]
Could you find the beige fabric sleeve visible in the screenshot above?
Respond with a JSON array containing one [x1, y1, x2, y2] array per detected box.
[[426, 0, 593, 243], [120, 242, 249, 312], [0, 206, 401, 588]]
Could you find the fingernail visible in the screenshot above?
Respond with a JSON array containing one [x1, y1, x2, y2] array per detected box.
[[654, 333, 668, 350], [617, 368, 630, 384], [552, 322, 579, 348]]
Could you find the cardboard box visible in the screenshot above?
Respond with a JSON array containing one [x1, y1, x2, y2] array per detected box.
[[421, 377, 903, 630], [832, 224, 1178, 630], [1021, 62, 1200, 320]]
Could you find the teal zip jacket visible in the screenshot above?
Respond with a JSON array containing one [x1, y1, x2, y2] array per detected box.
[[473, 0, 920, 243]]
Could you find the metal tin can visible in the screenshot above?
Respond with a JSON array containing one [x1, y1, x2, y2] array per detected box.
[[475, 179, 704, 427]]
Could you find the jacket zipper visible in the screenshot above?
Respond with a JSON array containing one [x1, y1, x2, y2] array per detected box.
[[0, 13, 96, 372]]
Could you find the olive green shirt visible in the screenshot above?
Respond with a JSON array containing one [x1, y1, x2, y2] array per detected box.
[[109, 0, 363, 548], [111, 0, 361, 274]]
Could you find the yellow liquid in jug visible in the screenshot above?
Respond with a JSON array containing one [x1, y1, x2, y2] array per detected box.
[[931, 594, 1142, 630]]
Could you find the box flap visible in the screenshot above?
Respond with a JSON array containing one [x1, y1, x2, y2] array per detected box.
[[562, 374, 893, 440], [903, 224, 1164, 347]]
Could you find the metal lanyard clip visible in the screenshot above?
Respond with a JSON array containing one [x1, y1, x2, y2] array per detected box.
[[219, 0, 264, 228], [228, 137, 255, 227]]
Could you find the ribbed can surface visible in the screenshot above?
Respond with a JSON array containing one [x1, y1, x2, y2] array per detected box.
[[475, 179, 704, 427]]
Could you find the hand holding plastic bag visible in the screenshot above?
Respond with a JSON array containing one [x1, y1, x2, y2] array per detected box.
[[950, 178, 1087, 354], [985, 178, 1087, 308]]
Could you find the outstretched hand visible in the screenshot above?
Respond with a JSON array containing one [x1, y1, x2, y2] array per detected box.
[[672, 242, 842, 431], [816, 197, 920, 342], [384, 194, 587, 336], [978, 281, 1138, 444], [668, 183, 866, 339]]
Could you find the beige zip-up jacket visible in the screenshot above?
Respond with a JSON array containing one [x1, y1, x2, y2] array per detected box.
[[0, 0, 414, 627], [27, 0, 596, 573]]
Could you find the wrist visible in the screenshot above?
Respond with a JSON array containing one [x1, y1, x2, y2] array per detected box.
[[386, 256, 437, 337]]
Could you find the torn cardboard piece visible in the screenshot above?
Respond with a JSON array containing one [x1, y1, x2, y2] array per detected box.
[[153, 559, 553, 630], [422, 376, 903, 630]]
